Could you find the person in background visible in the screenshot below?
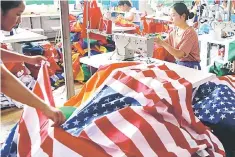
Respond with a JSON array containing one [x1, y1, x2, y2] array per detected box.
[[1, 0, 65, 126], [117, 0, 140, 25], [154, 2, 201, 70]]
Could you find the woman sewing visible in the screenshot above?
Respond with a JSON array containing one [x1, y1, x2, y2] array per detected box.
[[1, 1, 65, 126], [155, 2, 201, 70], [117, 0, 140, 25]]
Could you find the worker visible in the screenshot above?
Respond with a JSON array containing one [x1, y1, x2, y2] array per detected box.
[[117, 0, 140, 25], [1, 0, 65, 126], [154, 2, 201, 70]]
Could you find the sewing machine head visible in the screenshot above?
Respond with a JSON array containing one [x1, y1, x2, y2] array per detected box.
[[112, 33, 155, 61]]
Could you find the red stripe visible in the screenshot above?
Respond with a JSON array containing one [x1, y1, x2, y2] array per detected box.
[[142, 69, 157, 78], [42, 64, 55, 107], [143, 105, 199, 156], [54, 128, 110, 157], [158, 64, 180, 80], [119, 107, 177, 157], [94, 116, 143, 156], [112, 71, 161, 103], [40, 130, 53, 157], [219, 76, 235, 89], [18, 119, 31, 157]]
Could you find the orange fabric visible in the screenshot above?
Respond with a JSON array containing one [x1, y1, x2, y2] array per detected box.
[[64, 62, 138, 107], [153, 45, 175, 63], [72, 53, 81, 80]]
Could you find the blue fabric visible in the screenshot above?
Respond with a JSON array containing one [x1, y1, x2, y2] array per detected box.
[[176, 61, 201, 70], [62, 85, 141, 136], [1, 124, 17, 157]]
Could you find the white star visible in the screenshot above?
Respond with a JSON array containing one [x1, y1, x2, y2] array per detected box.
[[83, 108, 89, 114], [232, 107, 235, 110], [93, 105, 98, 111], [209, 115, 215, 120], [103, 110, 109, 114], [228, 91, 231, 95], [216, 109, 221, 114], [201, 89, 205, 93], [198, 101, 202, 104], [124, 103, 130, 108], [205, 109, 210, 114], [220, 114, 226, 120], [192, 104, 195, 109], [93, 113, 98, 117], [110, 101, 115, 105], [213, 93, 217, 96], [10, 151, 17, 157], [84, 117, 89, 121], [217, 87, 221, 90], [62, 123, 69, 129], [220, 101, 225, 105], [216, 97, 221, 100], [231, 97, 235, 100], [207, 87, 212, 92], [212, 104, 217, 109], [201, 105, 206, 109], [223, 97, 228, 100], [102, 104, 106, 108], [114, 106, 120, 111], [83, 123, 88, 129], [224, 86, 228, 90], [115, 96, 120, 100], [198, 115, 203, 120], [120, 97, 125, 102], [73, 120, 80, 126], [209, 100, 213, 104], [194, 110, 199, 114], [220, 91, 225, 95], [195, 97, 200, 101], [227, 102, 232, 105], [1, 143, 7, 149], [224, 107, 228, 111], [205, 97, 210, 100], [105, 98, 110, 102], [228, 111, 234, 115], [206, 82, 210, 85]]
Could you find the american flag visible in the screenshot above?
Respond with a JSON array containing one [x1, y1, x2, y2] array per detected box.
[[1, 63, 225, 157], [192, 75, 235, 126]]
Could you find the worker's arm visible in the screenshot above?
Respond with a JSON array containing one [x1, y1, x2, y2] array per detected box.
[[1, 64, 65, 126], [155, 38, 185, 59], [0, 48, 46, 65], [125, 12, 135, 22]]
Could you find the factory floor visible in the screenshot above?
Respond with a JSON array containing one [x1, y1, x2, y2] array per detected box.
[[0, 83, 83, 144]]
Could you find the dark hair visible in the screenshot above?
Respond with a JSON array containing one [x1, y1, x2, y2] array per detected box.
[[1, 0, 23, 14], [118, 0, 132, 7], [173, 3, 194, 20]]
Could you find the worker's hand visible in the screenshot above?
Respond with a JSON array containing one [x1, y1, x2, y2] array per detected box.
[[26, 55, 47, 66], [44, 106, 66, 127], [154, 37, 163, 46]]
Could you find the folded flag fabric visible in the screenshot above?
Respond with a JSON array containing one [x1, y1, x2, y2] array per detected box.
[[1, 63, 225, 157], [193, 75, 235, 127]]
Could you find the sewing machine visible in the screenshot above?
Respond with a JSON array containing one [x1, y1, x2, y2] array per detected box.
[[111, 33, 155, 61]]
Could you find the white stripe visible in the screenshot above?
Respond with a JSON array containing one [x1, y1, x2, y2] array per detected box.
[[182, 123, 215, 152], [37, 65, 50, 105], [22, 107, 48, 157], [120, 69, 172, 104], [206, 130, 224, 152], [226, 75, 235, 82], [106, 78, 153, 106], [84, 123, 127, 157], [107, 111, 157, 157], [52, 138, 83, 157], [131, 107, 191, 157]]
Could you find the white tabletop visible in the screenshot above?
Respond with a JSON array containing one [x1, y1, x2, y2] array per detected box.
[[80, 53, 216, 88], [2, 28, 47, 43], [146, 14, 171, 22], [21, 11, 82, 18], [198, 33, 235, 45]]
